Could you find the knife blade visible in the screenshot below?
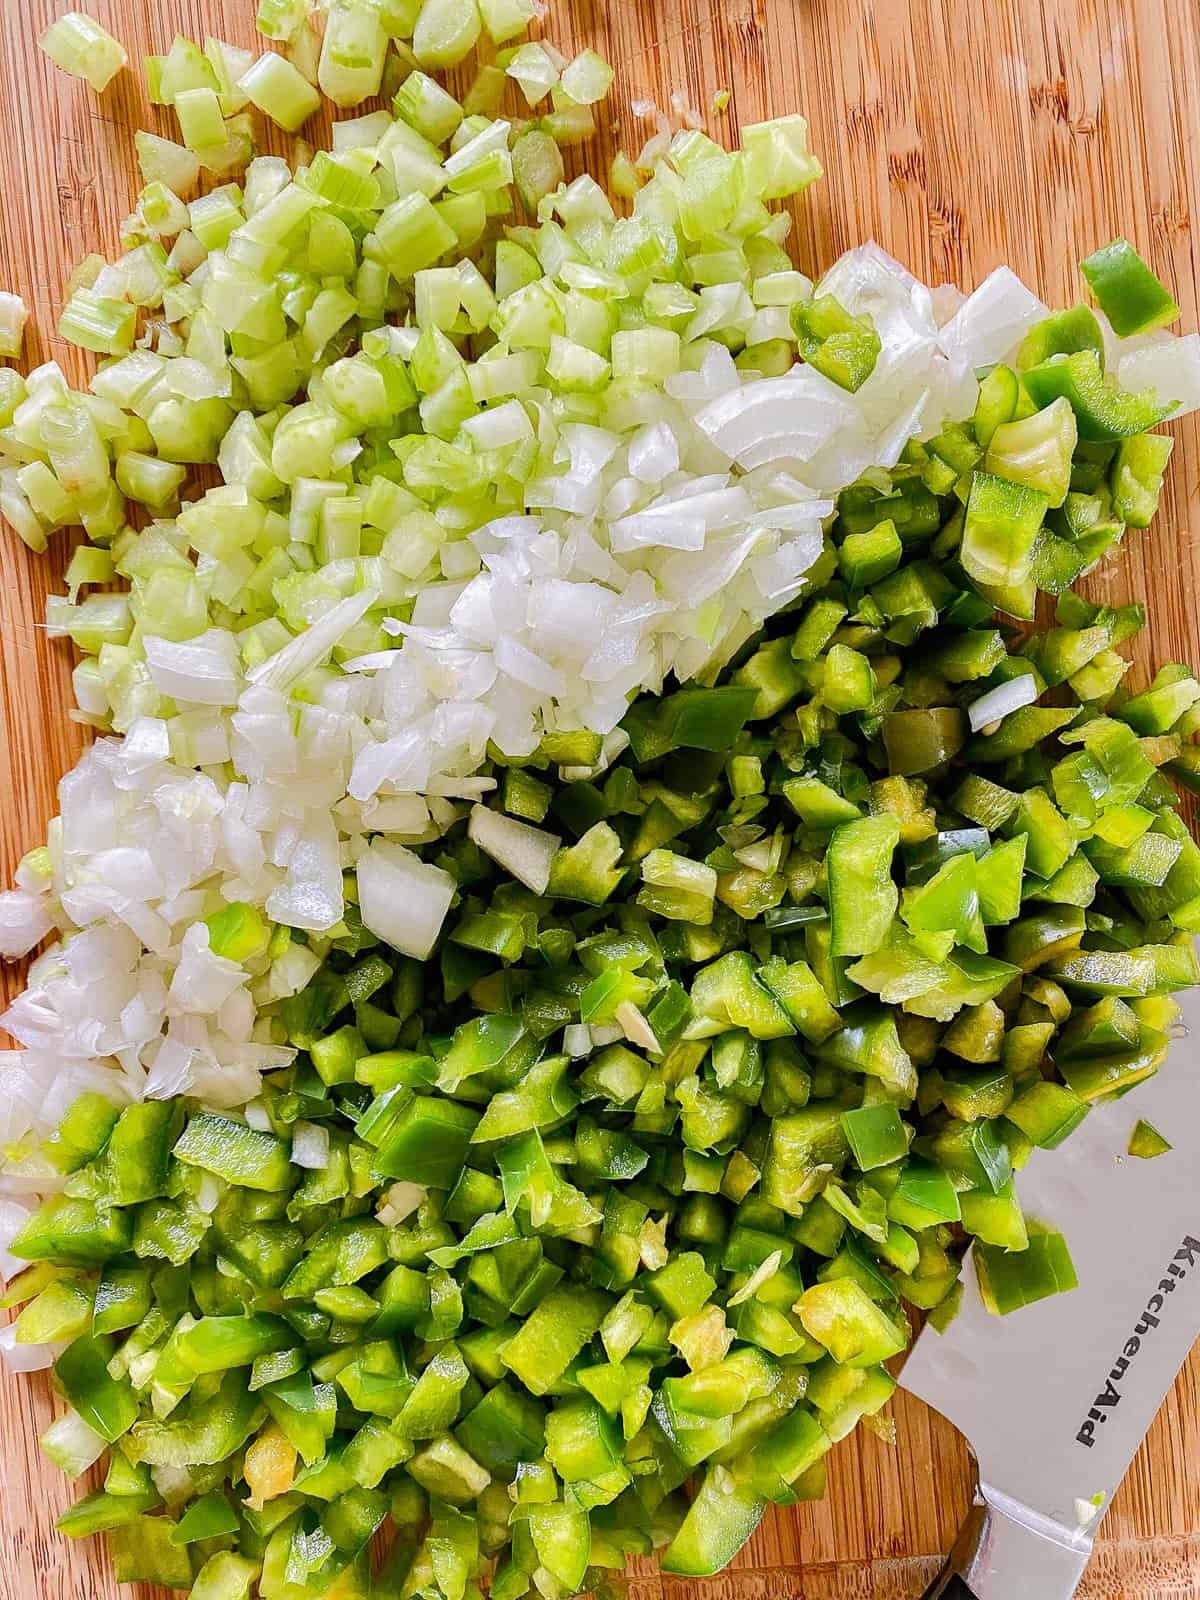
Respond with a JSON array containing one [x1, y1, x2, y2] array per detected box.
[[901, 975, 1200, 1600]]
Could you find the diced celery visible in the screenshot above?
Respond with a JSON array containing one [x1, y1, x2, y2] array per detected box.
[[239, 52, 321, 132], [39, 12, 128, 92]]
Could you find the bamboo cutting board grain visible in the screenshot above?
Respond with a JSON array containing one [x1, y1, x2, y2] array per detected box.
[[2, 0, 1200, 1596]]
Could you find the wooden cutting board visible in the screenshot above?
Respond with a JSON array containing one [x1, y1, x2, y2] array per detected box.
[[2, 0, 1200, 1595]]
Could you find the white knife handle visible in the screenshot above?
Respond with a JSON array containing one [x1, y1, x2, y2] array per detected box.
[[921, 1485, 1092, 1600]]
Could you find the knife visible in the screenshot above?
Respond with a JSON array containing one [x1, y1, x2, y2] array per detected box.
[[902, 976, 1200, 1600]]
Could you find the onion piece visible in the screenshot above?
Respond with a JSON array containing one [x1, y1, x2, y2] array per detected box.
[[291, 1120, 330, 1169], [356, 840, 456, 959], [968, 673, 1040, 733], [0, 1323, 63, 1374], [1118, 333, 1200, 418], [467, 804, 561, 895]]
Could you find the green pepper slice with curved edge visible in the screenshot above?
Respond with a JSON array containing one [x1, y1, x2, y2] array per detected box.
[[1015, 304, 1105, 370], [1080, 237, 1180, 336], [55, 1334, 139, 1443], [1022, 349, 1174, 440], [973, 362, 1021, 447]]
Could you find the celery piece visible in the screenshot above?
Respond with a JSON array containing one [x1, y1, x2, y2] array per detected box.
[[39, 12, 128, 92], [413, 0, 483, 69], [478, 0, 536, 42], [0, 291, 29, 359], [239, 52, 321, 132], [561, 50, 614, 106]]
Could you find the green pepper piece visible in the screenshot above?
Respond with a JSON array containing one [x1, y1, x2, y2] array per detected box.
[[206, 900, 271, 961], [965, 705, 1076, 762], [660, 1467, 765, 1575], [977, 1229, 1078, 1315], [984, 397, 1077, 508], [455, 1380, 545, 1476], [1005, 1080, 1088, 1149], [645, 1250, 716, 1320], [250, 1347, 305, 1392], [932, 1118, 1011, 1195], [888, 1158, 962, 1228], [839, 519, 902, 587], [501, 1284, 610, 1396], [1047, 941, 1199, 996], [791, 293, 881, 391], [841, 1103, 908, 1171], [942, 1002, 1007, 1065], [55, 1335, 139, 1443], [690, 951, 795, 1039], [282, 1218, 390, 1299], [1080, 237, 1180, 336], [817, 1007, 917, 1097], [973, 363, 1021, 448], [170, 1490, 240, 1545], [756, 956, 840, 1045], [961, 470, 1050, 588], [1120, 662, 1200, 735], [130, 1370, 265, 1467], [1022, 349, 1173, 441], [782, 775, 862, 828], [926, 628, 1008, 684], [810, 1360, 896, 1444], [762, 1109, 849, 1219], [173, 1112, 293, 1192], [369, 1092, 479, 1187], [977, 836, 1027, 925], [1110, 431, 1174, 527], [43, 1093, 121, 1175], [92, 1264, 152, 1336], [731, 635, 809, 719], [110, 1515, 194, 1589], [11, 1195, 132, 1265], [503, 766, 554, 822], [827, 815, 900, 957], [56, 1486, 163, 1538], [796, 1277, 907, 1365], [191, 1552, 260, 1600], [394, 1343, 470, 1442], [546, 821, 624, 905], [1128, 1118, 1172, 1159], [882, 708, 966, 775], [821, 642, 876, 713], [263, 1373, 338, 1466], [15, 1276, 93, 1344], [902, 851, 986, 953], [960, 1178, 1029, 1250], [792, 595, 849, 660], [521, 1497, 590, 1590], [1058, 1026, 1168, 1102], [1016, 304, 1105, 369], [174, 1313, 293, 1374]]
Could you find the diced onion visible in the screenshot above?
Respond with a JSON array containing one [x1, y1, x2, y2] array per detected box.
[[968, 673, 1040, 733], [357, 840, 457, 959], [467, 804, 561, 894], [291, 1120, 331, 1169]]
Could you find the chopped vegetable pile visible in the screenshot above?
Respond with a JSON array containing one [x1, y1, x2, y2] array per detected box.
[[2, 1, 1200, 1595]]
